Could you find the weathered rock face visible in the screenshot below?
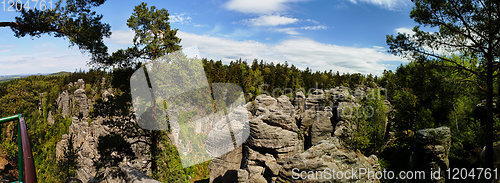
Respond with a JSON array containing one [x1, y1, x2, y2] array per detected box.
[[73, 88, 90, 118], [279, 137, 380, 183], [55, 79, 152, 183], [410, 126, 451, 183], [47, 111, 55, 125], [120, 164, 161, 183], [57, 90, 71, 118], [211, 86, 387, 183], [209, 147, 242, 183], [310, 108, 334, 145], [333, 101, 360, 141], [243, 95, 302, 182], [299, 89, 334, 148], [0, 156, 8, 171]]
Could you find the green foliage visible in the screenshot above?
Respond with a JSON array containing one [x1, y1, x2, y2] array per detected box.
[[6, 0, 111, 63], [154, 133, 210, 182], [106, 2, 181, 67], [347, 89, 388, 155], [0, 74, 73, 182], [202, 58, 376, 102], [378, 59, 484, 170], [386, 0, 500, 168]]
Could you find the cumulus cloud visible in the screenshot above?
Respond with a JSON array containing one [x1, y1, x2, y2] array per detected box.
[[224, 0, 301, 14], [108, 29, 135, 45], [178, 31, 402, 74], [273, 27, 301, 35], [349, 0, 409, 10], [301, 25, 327, 30], [0, 50, 89, 75], [395, 27, 415, 36], [0, 44, 15, 53], [169, 14, 192, 24], [245, 15, 299, 26], [272, 25, 327, 35]]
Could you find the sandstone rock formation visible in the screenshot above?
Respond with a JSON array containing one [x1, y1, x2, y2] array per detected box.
[[0, 156, 8, 171], [47, 111, 55, 125], [279, 137, 380, 183], [243, 95, 302, 182], [211, 86, 388, 183], [410, 126, 451, 183], [209, 147, 242, 183], [55, 79, 152, 183]]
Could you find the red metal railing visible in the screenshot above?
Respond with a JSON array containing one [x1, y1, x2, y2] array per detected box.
[[0, 114, 37, 183]]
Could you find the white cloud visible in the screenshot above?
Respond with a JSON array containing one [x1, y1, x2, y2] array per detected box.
[[224, 0, 301, 14], [178, 31, 403, 74], [0, 50, 89, 75], [301, 25, 327, 30], [395, 27, 414, 35], [108, 29, 135, 45], [245, 15, 299, 26], [273, 27, 300, 35], [0, 44, 15, 53], [169, 14, 192, 24], [272, 25, 327, 35], [349, 0, 409, 10]]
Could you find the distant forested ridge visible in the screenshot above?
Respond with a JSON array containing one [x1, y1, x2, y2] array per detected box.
[[202, 58, 378, 101]]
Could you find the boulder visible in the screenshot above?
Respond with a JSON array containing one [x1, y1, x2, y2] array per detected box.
[[77, 79, 85, 89], [120, 165, 160, 183], [73, 88, 89, 118], [310, 108, 334, 145], [47, 111, 55, 125], [333, 102, 361, 141], [279, 137, 380, 182], [57, 90, 71, 118], [410, 127, 451, 183], [56, 134, 70, 162], [240, 94, 301, 181], [209, 147, 242, 183], [305, 89, 325, 111], [327, 86, 352, 102], [0, 156, 8, 171], [294, 91, 306, 116]]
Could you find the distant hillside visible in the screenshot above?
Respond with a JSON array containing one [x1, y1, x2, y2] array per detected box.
[[0, 71, 71, 82]]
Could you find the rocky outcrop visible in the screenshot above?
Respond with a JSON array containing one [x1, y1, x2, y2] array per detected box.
[[410, 126, 451, 183], [0, 156, 7, 171], [209, 147, 242, 183], [47, 111, 55, 125], [57, 90, 71, 117], [242, 95, 302, 182], [333, 101, 361, 141], [310, 107, 334, 145], [120, 164, 161, 183], [213, 86, 388, 183], [55, 79, 152, 183], [279, 137, 380, 182]]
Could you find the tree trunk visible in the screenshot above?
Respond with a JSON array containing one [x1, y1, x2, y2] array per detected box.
[[150, 130, 159, 175], [485, 56, 494, 170]]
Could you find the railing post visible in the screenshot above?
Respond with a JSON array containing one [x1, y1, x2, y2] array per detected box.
[[17, 120, 23, 182], [19, 115, 36, 183], [0, 114, 37, 183]]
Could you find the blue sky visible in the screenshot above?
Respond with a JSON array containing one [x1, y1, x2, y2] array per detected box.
[[0, 0, 417, 75]]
